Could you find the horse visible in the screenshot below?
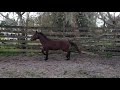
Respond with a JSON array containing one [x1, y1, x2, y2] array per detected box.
[[31, 31, 81, 61]]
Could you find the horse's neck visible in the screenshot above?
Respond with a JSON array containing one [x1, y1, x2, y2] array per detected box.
[[38, 36, 50, 45]]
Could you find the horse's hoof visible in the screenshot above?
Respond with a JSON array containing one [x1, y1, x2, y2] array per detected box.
[[66, 58, 70, 60], [44, 59, 48, 61]]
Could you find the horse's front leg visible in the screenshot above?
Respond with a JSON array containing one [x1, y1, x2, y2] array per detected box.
[[45, 50, 49, 61], [66, 51, 71, 60], [41, 49, 46, 55]]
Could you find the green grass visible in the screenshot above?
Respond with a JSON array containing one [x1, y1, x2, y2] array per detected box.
[[0, 44, 40, 56], [0, 52, 38, 56], [105, 53, 113, 58], [0, 49, 40, 56], [0, 46, 18, 56], [0, 46, 16, 49]]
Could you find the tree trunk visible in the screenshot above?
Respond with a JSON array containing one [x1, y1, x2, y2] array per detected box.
[[16, 12, 26, 50], [69, 12, 80, 40], [64, 12, 81, 49]]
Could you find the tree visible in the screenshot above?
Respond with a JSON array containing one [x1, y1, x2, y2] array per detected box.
[[15, 12, 26, 49], [34, 12, 53, 27], [64, 12, 80, 39], [97, 12, 120, 28], [53, 12, 65, 27], [82, 12, 98, 27], [0, 12, 17, 26], [76, 12, 89, 27]]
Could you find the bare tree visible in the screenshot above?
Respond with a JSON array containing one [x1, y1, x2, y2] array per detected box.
[[97, 12, 120, 27], [16, 12, 25, 26], [0, 12, 17, 25], [15, 12, 26, 49], [65, 12, 80, 40]]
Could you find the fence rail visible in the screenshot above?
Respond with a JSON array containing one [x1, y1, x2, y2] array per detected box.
[[0, 25, 120, 56]]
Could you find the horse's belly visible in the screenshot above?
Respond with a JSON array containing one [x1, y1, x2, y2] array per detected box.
[[49, 46, 60, 50], [46, 41, 69, 50]]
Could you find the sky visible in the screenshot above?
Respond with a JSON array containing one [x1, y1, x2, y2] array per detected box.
[[0, 12, 120, 27]]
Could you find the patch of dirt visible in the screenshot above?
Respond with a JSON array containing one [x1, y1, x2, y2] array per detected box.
[[0, 53, 120, 78]]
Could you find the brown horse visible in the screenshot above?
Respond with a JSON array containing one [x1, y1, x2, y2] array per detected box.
[[31, 31, 81, 60]]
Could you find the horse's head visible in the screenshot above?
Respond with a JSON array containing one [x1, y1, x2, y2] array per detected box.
[[31, 31, 39, 41], [31, 31, 49, 41]]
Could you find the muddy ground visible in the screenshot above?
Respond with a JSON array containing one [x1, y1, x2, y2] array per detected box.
[[0, 53, 120, 78]]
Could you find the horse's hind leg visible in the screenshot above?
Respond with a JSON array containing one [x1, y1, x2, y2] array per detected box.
[[66, 51, 71, 60]]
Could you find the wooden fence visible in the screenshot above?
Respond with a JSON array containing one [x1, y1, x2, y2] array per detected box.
[[0, 25, 120, 56]]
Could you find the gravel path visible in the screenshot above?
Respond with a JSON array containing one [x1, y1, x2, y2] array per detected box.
[[0, 53, 120, 78]]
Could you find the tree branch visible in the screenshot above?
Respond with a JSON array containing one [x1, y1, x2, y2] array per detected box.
[[107, 12, 114, 22], [83, 12, 94, 25], [0, 13, 17, 25], [98, 12, 117, 27], [21, 12, 25, 15], [98, 17, 114, 26], [16, 12, 25, 17], [16, 12, 21, 16]]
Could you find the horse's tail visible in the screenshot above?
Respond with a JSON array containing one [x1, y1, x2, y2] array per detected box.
[[69, 41, 81, 54]]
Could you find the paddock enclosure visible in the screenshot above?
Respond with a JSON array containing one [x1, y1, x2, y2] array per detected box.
[[0, 25, 120, 56], [1, 25, 120, 78]]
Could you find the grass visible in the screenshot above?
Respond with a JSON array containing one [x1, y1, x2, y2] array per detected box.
[[0, 51, 40, 57], [0, 45, 40, 56], [0, 45, 16, 49], [99, 52, 113, 58], [105, 53, 113, 58], [0, 44, 115, 58], [0, 52, 22, 56]]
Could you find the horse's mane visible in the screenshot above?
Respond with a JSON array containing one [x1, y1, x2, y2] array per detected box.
[[38, 32, 50, 40]]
